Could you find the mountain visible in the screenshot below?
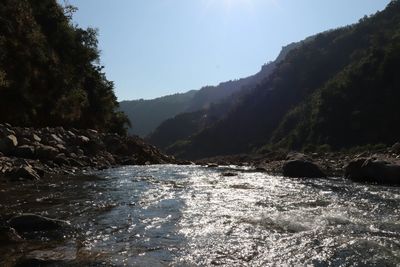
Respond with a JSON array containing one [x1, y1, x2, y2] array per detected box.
[[0, 0, 128, 134], [119, 42, 299, 137], [119, 91, 197, 137], [148, 41, 302, 149], [159, 1, 400, 159]]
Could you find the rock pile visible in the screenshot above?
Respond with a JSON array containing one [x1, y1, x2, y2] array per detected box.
[[0, 123, 174, 180]]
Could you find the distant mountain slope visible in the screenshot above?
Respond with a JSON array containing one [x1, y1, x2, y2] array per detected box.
[[163, 1, 400, 159], [119, 42, 299, 137], [148, 41, 302, 149], [119, 91, 196, 137]]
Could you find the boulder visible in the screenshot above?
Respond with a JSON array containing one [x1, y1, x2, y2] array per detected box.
[[13, 145, 35, 159], [0, 135, 18, 154], [221, 172, 237, 177], [286, 152, 311, 161], [9, 165, 41, 180], [35, 145, 59, 160], [345, 158, 400, 184], [32, 133, 42, 143], [8, 214, 70, 233], [54, 154, 70, 166], [391, 142, 400, 153], [50, 133, 64, 145], [282, 159, 326, 178], [81, 139, 105, 155]]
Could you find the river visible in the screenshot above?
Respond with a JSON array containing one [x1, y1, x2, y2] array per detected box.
[[1, 165, 400, 266]]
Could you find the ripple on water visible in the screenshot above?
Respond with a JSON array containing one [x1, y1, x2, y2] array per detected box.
[[0, 165, 399, 266]]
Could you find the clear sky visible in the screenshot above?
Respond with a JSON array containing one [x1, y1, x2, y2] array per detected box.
[[65, 0, 390, 101]]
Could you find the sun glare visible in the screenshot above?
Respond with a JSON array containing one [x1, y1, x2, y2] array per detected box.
[[204, 0, 254, 12]]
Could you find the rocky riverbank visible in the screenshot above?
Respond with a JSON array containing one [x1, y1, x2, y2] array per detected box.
[[0, 124, 175, 181], [196, 144, 400, 185]]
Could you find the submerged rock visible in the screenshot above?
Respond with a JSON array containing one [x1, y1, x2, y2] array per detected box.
[[221, 172, 237, 177], [282, 159, 326, 178], [8, 214, 70, 233], [345, 158, 400, 184]]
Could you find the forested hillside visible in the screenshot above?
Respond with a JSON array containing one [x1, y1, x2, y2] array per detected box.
[[120, 42, 299, 137], [148, 42, 302, 148], [0, 0, 128, 134], [163, 1, 400, 159]]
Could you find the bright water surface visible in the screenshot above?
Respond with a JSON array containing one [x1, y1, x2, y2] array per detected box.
[[1, 165, 400, 266]]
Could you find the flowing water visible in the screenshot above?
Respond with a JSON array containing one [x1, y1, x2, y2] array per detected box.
[[1, 165, 400, 266]]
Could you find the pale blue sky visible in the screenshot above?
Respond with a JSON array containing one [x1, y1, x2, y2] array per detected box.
[[66, 0, 390, 100]]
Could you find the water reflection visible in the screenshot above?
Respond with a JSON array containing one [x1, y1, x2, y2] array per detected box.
[[0, 165, 399, 266]]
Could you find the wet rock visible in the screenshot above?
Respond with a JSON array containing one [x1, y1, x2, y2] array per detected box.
[[345, 158, 400, 184], [9, 165, 41, 180], [207, 163, 218, 168], [0, 135, 18, 154], [282, 159, 326, 178], [221, 172, 237, 177], [8, 214, 70, 233], [0, 227, 23, 245], [13, 145, 35, 159], [255, 166, 268, 172]]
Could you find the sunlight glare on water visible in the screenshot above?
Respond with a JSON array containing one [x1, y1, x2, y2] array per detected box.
[[0, 165, 400, 266]]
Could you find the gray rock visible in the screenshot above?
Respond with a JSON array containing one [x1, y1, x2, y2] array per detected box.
[[345, 158, 400, 184], [282, 159, 326, 178], [54, 154, 70, 166], [9, 166, 41, 180], [8, 214, 70, 233], [50, 133, 64, 144], [35, 145, 59, 160], [391, 142, 400, 153], [221, 172, 237, 177], [32, 133, 42, 143], [0, 135, 18, 154], [13, 145, 35, 159]]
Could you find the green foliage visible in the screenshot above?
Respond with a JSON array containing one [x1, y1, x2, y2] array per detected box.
[[163, 1, 400, 159], [0, 0, 129, 133]]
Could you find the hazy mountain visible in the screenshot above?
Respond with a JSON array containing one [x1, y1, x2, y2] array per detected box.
[[119, 42, 299, 137], [160, 1, 400, 159], [119, 91, 197, 137], [148, 41, 302, 149]]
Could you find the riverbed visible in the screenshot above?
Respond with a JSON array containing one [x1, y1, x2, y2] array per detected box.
[[1, 165, 400, 266]]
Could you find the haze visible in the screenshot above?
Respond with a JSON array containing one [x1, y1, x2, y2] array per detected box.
[[67, 0, 390, 100]]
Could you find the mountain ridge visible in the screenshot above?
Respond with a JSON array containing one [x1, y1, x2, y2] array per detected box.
[[156, 1, 400, 159]]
